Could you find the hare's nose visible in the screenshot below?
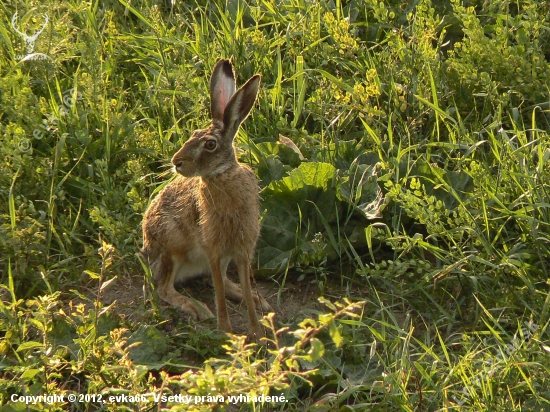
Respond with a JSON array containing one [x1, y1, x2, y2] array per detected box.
[[172, 153, 184, 168]]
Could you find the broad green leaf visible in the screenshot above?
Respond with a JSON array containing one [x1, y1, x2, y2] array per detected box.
[[20, 368, 41, 382], [128, 325, 170, 365], [16, 341, 43, 352], [258, 162, 339, 271]]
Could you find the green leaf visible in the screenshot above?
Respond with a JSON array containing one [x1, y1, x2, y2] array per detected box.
[[315, 69, 355, 94], [252, 142, 302, 187], [16, 341, 43, 352], [20, 368, 42, 382], [308, 338, 325, 362], [258, 162, 339, 271], [266, 161, 336, 194], [84, 270, 101, 279], [318, 297, 336, 311], [329, 321, 344, 348], [128, 325, 170, 365]]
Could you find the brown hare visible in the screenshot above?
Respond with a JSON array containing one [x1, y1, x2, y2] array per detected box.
[[141, 59, 271, 339]]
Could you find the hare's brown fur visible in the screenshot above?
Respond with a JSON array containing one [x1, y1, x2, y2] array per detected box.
[[141, 60, 270, 338]]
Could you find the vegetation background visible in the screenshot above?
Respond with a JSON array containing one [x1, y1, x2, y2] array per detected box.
[[1, 0, 550, 410]]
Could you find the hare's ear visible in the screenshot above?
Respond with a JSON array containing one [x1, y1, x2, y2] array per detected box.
[[210, 59, 236, 127], [222, 74, 260, 139]]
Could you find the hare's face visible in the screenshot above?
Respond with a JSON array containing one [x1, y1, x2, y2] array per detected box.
[[171, 127, 236, 177]]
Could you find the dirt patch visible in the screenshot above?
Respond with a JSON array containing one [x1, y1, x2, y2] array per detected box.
[[227, 276, 323, 335], [97, 270, 322, 336], [98, 273, 150, 324]]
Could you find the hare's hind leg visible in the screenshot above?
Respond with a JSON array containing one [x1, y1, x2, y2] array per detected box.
[[235, 257, 263, 339], [156, 254, 214, 321]]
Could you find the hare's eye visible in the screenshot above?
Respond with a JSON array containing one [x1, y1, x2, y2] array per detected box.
[[204, 139, 217, 151]]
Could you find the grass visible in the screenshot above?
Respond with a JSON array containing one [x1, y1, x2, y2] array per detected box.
[[1, 0, 550, 410]]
